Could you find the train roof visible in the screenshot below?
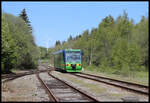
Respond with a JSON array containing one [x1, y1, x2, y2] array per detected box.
[[53, 50, 64, 55], [53, 49, 81, 55], [65, 49, 81, 51]]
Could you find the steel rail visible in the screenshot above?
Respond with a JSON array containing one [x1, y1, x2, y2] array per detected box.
[[79, 72, 148, 88], [2, 69, 52, 79], [36, 73, 59, 102], [48, 71, 100, 102], [71, 73, 148, 96]]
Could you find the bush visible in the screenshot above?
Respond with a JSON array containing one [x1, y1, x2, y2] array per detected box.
[[120, 63, 130, 76], [85, 64, 100, 72]]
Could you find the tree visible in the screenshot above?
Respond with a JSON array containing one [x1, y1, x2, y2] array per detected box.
[[115, 10, 134, 40], [132, 16, 148, 69], [19, 8, 32, 33], [89, 28, 97, 65], [2, 15, 18, 73], [94, 15, 115, 67], [55, 40, 61, 46], [68, 35, 73, 41], [49, 10, 148, 75], [2, 12, 39, 71], [19, 9, 29, 23], [62, 41, 66, 45], [39, 46, 48, 59]]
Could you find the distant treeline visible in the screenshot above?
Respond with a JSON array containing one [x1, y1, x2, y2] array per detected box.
[[47, 11, 148, 75], [2, 9, 40, 73]]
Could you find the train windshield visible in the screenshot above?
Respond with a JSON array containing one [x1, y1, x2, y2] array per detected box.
[[65, 51, 81, 63]]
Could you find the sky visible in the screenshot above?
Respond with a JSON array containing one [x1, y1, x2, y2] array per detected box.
[[2, 2, 148, 48]]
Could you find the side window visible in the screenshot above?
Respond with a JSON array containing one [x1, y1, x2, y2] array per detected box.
[[63, 52, 65, 62]]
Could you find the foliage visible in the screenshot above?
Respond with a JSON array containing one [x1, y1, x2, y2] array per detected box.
[[48, 10, 148, 77], [19, 8, 32, 33], [55, 40, 61, 46], [2, 16, 18, 73], [2, 12, 39, 73], [39, 46, 49, 59]]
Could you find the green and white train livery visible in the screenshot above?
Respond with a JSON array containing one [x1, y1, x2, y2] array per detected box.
[[54, 49, 82, 72]]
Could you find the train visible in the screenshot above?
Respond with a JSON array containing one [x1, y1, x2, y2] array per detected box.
[[53, 49, 82, 72]]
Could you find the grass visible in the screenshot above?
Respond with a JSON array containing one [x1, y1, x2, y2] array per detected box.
[[39, 59, 50, 63], [53, 71, 107, 94], [68, 77, 107, 94], [81, 83, 107, 94], [10, 69, 18, 73], [83, 66, 149, 86]]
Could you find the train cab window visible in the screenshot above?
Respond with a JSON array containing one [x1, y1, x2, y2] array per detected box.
[[65, 51, 81, 63]]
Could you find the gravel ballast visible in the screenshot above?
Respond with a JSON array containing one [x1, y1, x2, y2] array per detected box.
[[2, 74, 49, 102], [2, 70, 148, 102]]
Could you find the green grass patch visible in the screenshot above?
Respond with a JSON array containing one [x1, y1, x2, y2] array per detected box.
[[83, 66, 149, 86], [81, 83, 107, 94], [40, 59, 50, 63], [10, 69, 18, 73], [53, 71, 107, 94]]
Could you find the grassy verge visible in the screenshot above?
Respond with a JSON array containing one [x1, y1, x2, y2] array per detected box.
[[10, 68, 32, 74], [39, 59, 50, 63], [83, 65, 148, 86]]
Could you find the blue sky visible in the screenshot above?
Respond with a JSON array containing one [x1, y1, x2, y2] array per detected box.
[[2, 2, 148, 48]]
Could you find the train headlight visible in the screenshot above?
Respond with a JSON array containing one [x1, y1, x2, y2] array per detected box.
[[66, 64, 71, 66], [77, 64, 81, 66]]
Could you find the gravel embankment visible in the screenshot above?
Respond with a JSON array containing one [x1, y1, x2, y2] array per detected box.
[[2, 74, 49, 102]]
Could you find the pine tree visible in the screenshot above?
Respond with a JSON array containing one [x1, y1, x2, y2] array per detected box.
[[68, 35, 73, 41], [19, 8, 32, 33], [55, 40, 61, 46]]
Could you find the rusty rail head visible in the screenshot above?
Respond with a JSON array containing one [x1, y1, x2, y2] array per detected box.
[[36, 73, 59, 102]]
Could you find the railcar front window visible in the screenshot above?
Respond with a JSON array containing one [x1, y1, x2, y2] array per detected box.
[[66, 51, 81, 63]]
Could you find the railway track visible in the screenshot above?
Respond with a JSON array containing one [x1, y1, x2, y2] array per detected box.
[[70, 72, 149, 96], [2, 65, 55, 80], [2, 62, 54, 80], [36, 71, 100, 102], [2, 69, 48, 79], [1, 68, 55, 83]]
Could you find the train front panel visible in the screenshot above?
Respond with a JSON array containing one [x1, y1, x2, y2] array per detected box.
[[64, 49, 82, 72]]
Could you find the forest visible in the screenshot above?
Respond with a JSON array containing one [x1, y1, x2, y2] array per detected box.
[[2, 9, 148, 77], [47, 11, 148, 76], [2, 9, 40, 73]]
